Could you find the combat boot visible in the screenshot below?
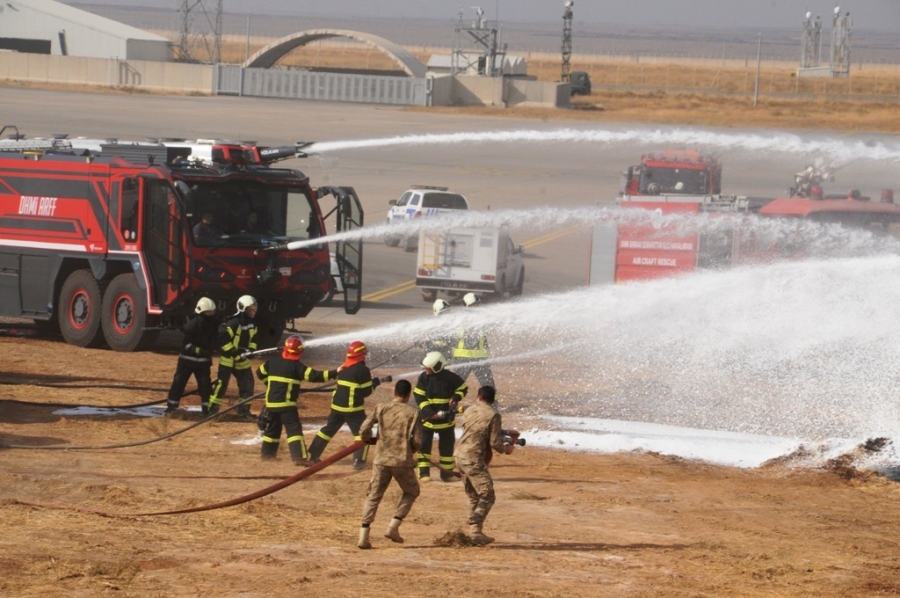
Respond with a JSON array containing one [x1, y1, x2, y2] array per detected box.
[[357, 526, 372, 549], [384, 517, 404, 543], [468, 523, 494, 545], [236, 402, 253, 419], [439, 470, 459, 482]]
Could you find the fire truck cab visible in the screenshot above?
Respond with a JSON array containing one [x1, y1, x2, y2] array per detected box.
[[0, 129, 363, 351], [621, 150, 722, 197]]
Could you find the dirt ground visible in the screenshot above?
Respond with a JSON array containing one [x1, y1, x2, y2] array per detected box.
[[2, 323, 900, 598]]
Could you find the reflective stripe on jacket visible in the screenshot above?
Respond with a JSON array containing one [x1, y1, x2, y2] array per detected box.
[[330, 361, 378, 413], [218, 313, 257, 368], [413, 369, 467, 430], [257, 356, 335, 410], [451, 329, 490, 359]]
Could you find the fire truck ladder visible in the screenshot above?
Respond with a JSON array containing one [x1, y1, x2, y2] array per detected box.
[[421, 231, 444, 271]]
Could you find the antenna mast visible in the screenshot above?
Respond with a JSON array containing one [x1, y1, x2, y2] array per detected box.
[[561, 1, 573, 82]]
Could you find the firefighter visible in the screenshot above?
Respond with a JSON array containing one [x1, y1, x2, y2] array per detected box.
[[165, 297, 219, 415], [424, 298, 454, 355], [413, 351, 467, 482], [257, 335, 337, 465], [357, 379, 423, 549], [454, 385, 515, 545], [307, 341, 391, 470], [452, 293, 495, 389], [209, 295, 258, 418]]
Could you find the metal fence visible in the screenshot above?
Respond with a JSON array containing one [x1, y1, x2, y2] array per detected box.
[[215, 64, 430, 105]]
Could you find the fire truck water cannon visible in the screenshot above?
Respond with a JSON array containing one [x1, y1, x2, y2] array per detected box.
[[790, 161, 836, 198]]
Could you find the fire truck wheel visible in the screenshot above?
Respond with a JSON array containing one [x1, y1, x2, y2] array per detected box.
[[101, 273, 150, 352], [58, 270, 105, 348]]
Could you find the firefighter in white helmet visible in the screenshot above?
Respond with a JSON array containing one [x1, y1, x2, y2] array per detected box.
[[209, 295, 258, 417], [452, 292, 495, 391], [412, 351, 467, 482], [166, 297, 219, 415]]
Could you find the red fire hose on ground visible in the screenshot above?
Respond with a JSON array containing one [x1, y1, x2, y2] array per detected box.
[[9, 440, 365, 518]]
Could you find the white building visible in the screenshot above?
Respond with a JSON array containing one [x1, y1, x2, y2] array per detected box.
[[0, 0, 172, 61]]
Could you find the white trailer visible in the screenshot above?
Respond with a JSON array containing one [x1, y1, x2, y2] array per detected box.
[[416, 226, 524, 302]]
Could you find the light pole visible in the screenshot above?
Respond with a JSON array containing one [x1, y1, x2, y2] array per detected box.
[[753, 33, 761, 107]]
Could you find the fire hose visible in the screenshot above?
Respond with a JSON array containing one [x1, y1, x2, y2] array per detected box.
[[9, 440, 366, 517]]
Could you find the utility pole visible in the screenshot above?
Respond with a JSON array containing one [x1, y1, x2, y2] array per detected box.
[[753, 33, 761, 107], [561, 1, 573, 82]]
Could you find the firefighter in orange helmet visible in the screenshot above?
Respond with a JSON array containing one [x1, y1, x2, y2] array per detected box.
[[256, 335, 337, 465], [307, 341, 391, 470]]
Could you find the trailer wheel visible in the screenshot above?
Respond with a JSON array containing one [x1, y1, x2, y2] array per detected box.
[[403, 236, 417, 252], [421, 289, 437, 303], [102, 273, 152, 352], [59, 269, 105, 348]]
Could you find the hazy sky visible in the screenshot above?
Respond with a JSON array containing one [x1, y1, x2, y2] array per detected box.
[[77, 1, 900, 31]]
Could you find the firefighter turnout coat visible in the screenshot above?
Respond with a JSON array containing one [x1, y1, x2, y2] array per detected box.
[[217, 312, 257, 370], [413, 369, 468, 430], [257, 358, 336, 411], [331, 361, 380, 414]]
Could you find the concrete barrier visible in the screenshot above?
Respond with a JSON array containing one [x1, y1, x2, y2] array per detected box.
[[0, 52, 213, 93]]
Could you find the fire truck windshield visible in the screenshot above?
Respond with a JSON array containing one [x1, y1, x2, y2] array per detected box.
[[639, 167, 708, 195], [184, 181, 320, 247]]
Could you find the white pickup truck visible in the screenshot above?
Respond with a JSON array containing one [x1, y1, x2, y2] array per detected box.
[[415, 226, 525, 302]]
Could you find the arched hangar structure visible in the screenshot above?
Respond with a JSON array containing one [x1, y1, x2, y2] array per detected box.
[[243, 29, 427, 78]]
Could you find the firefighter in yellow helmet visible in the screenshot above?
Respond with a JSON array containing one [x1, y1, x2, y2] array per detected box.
[[209, 295, 258, 417], [307, 341, 391, 470], [413, 351, 467, 482], [257, 335, 337, 465]]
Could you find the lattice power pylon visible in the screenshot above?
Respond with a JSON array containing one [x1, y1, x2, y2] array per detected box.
[[561, 1, 573, 82], [176, 0, 223, 64]]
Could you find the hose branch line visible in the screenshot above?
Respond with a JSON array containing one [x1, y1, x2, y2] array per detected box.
[[10, 440, 366, 518], [2, 380, 330, 450]]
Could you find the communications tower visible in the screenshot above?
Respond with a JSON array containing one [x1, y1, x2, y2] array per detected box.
[[452, 7, 506, 77], [830, 7, 851, 77], [561, 1, 573, 82], [800, 11, 822, 68]]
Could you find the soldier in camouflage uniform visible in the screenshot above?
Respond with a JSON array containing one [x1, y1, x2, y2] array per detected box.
[[356, 379, 423, 549], [454, 385, 514, 545]]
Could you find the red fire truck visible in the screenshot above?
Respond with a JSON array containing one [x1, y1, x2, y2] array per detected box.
[[591, 157, 900, 283], [0, 127, 363, 351], [620, 150, 722, 197]]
